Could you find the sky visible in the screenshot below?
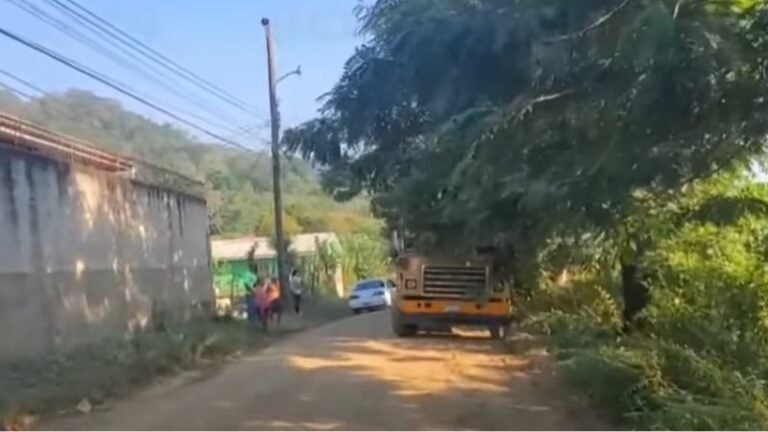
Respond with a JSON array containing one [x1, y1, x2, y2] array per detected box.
[[0, 0, 366, 149]]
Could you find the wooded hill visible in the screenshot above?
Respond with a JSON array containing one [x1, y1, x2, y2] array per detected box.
[[0, 89, 380, 238]]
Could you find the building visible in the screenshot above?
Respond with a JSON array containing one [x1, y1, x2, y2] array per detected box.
[[211, 232, 345, 302], [0, 112, 212, 360]]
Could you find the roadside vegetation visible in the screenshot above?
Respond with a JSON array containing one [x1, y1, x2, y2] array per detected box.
[[285, 0, 768, 429], [518, 169, 768, 429], [0, 295, 347, 426], [335, 233, 389, 290]]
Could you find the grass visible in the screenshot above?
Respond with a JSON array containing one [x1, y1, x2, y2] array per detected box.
[[519, 292, 768, 430], [0, 295, 348, 425], [549, 335, 768, 430]]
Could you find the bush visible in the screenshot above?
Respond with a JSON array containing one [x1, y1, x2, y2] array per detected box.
[[519, 272, 623, 343], [0, 318, 254, 417], [517, 179, 768, 430], [560, 345, 655, 420], [523, 272, 768, 430], [339, 233, 389, 290], [545, 320, 768, 429]]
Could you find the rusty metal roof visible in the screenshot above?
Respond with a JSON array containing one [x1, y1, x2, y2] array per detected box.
[[0, 111, 206, 197], [0, 111, 135, 172], [211, 232, 340, 262]]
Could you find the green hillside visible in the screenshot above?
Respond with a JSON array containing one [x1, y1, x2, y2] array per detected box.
[[0, 89, 380, 238]]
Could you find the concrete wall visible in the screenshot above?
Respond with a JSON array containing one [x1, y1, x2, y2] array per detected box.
[[0, 146, 212, 359]]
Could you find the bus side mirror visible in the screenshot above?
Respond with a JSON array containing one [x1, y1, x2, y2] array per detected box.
[[475, 245, 496, 255], [475, 245, 497, 260], [390, 230, 403, 256]]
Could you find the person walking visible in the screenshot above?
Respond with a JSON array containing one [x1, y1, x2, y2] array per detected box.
[[241, 266, 258, 322], [254, 278, 271, 331], [289, 269, 304, 315], [244, 283, 254, 322], [266, 277, 282, 325]]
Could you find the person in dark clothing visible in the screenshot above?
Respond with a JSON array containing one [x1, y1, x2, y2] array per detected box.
[[289, 269, 304, 315], [245, 280, 257, 323]]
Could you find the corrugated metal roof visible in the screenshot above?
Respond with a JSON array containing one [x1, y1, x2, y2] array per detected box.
[[0, 111, 205, 197], [0, 111, 134, 172], [292, 232, 340, 255], [211, 236, 271, 261], [211, 232, 340, 262]]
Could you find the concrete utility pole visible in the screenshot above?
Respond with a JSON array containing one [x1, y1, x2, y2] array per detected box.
[[261, 17, 288, 297]]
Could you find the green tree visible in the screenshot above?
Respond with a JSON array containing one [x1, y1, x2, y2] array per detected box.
[[340, 233, 389, 285], [285, 0, 768, 291]]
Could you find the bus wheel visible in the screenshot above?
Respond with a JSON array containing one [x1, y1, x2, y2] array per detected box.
[[489, 325, 505, 340], [392, 309, 417, 337]]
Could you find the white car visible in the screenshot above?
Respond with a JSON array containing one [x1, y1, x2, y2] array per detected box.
[[349, 278, 393, 314]]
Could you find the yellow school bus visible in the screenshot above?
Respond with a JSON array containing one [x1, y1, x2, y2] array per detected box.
[[389, 232, 513, 338]]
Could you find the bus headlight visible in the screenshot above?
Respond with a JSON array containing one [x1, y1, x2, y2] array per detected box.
[[405, 278, 417, 290]]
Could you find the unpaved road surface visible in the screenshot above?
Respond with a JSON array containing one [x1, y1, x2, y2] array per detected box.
[[41, 312, 607, 431]]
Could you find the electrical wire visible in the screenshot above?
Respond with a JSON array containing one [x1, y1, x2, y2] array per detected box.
[[0, 26, 261, 152], [0, 69, 271, 152], [0, 78, 37, 99], [227, 121, 272, 140], [35, 0, 272, 143], [0, 64, 270, 147], [0, 66, 47, 95], [46, 0, 266, 120], [4, 0, 246, 135]]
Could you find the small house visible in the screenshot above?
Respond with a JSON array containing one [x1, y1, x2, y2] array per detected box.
[[210, 233, 345, 306]]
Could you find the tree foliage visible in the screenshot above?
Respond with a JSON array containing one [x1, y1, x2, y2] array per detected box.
[[286, 0, 768, 261], [285, 1, 768, 427]]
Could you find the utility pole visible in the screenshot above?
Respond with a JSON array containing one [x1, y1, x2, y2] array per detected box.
[[261, 17, 288, 297]]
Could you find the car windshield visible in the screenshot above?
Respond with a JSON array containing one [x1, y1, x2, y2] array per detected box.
[[354, 280, 385, 291]]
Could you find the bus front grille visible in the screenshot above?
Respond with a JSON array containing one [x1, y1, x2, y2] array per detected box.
[[422, 266, 487, 298]]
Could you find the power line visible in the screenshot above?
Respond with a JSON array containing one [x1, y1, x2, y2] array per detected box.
[[0, 26, 260, 152], [226, 121, 272, 141], [0, 78, 36, 99], [0, 67, 47, 95], [4, 0, 245, 135], [240, 121, 271, 134], [1, 0, 244, 136], [0, 65, 270, 147], [0, 68, 270, 148], [34, 0, 247, 127], [46, 0, 266, 120]]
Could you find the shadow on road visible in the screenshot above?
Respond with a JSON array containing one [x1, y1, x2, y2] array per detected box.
[[236, 312, 607, 431], [40, 311, 609, 431]]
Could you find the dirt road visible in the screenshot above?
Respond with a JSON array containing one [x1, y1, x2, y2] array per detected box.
[[41, 311, 606, 431]]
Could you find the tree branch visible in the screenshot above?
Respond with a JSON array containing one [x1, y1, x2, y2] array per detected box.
[[513, 89, 578, 121], [524, 89, 577, 111], [544, 0, 632, 43], [673, 0, 685, 19]]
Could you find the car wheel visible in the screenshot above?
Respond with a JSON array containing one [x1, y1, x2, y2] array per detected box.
[[352, 309, 361, 315]]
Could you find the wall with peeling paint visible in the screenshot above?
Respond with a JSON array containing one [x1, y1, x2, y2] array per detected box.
[[0, 145, 212, 359]]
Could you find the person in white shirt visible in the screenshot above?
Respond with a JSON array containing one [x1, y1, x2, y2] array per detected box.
[[289, 269, 304, 315]]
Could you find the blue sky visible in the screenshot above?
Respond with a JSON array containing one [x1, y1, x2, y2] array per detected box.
[[0, 0, 365, 148]]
